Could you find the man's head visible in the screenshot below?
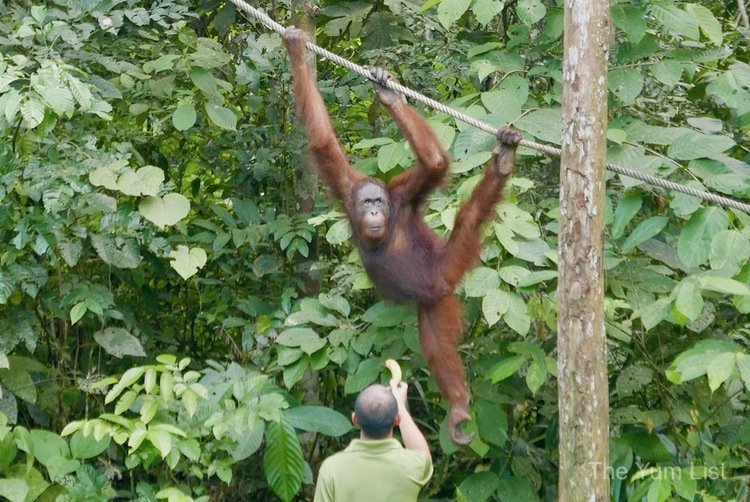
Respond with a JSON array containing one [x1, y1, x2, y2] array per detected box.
[[352, 384, 398, 439]]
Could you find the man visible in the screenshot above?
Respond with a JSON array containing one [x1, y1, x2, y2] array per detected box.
[[314, 381, 433, 501]]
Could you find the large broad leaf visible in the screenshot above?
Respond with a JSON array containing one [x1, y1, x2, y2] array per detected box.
[[667, 132, 735, 160], [709, 230, 750, 276], [264, 419, 305, 502], [650, 3, 699, 40], [93, 328, 146, 358], [0, 479, 29, 502], [172, 101, 197, 131], [515, 108, 562, 145], [275, 328, 326, 355], [69, 431, 110, 460], [482, 289, 510, 327], [696, 276, 750, 296], [89, 234, 141, 269], [516, 0, 546, 25], [377, 141, 410, 173], [612, 193, 643, 239], [169, 245, 207, 280], [362, 302, 413, 327], [457, 471, 500, 502], [283, 406, 352, 437], [487, 355, 527, 383], [674, 279, 703, 322], [472, 0, 503, 26], [650, 60, 683, 87], [464, 267, 500, 297], [611, 5, 646, 43], [344, 358, 382, 395], [685, 4, 723, 46], [621, 216, 668, 253], [204, 103, 236, 130], [139, 193, 191, 228], [666, 339, 741, 385], [437, 0, 471, 28], [677, 208, 728, 268], [609, 68, 644, 104], [116, 165, 164, 196]]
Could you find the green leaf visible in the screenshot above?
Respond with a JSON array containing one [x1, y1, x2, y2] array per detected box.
[[667, 132, 735, 160], [611, 5, 646, 43], [116, 165, 164, 197], [706, 353, 735, 392], [377, 142, 409, 173], [608, 68, 644, 104], [464, 267, 500, 297], [204, 103, 236, 130], [143, 54, 180, 74], [90, 234, 141, 269], [29, 429, 70, 463], [487, 356, 529, 384], [666, 339, 740, 384], [146, 429, 172, 458], [709, 230, 750, 275], [362, 302, 413, 327], [69, 431, 110, 460], [515, 108, 562, 145], [94, 328, 146, 358], [650, 60, 683, 87], [516, 0, 545, 25], [612, 193, 642, 239], [650, 3, 699, 40], [105, 367, 146, 404], [264, 419, 305, 502], [70, 302, 87, 325], [472, 0, 503, 26], [89, 167, 119, 190], [621, 216, 668, 253], [172, 101, 197, 131], [457, 471, 500, 502], [641, 297, 670, 331], [21, 97, 45, 128], [168, 245, 208, 280], [685, 4, 723, 45], [344, 358, 382, 395], [737, 354, 750, 390], [276, 328, 326, 355], [526, 358, 547, 395], [325, 219, 351, 245], [139, 193, 191, 228], [503, 293, 530, 336], [697, 276, 750, 296], [0, 479, 29, 502], [437, 0, 471, 28], [674, 279, 703, 322], [190, 67, 219, 96], [677, 208, 728, 268], [283, 406, 353, 437], [482, 290, 510, 327], [481, 75, 528, 122]]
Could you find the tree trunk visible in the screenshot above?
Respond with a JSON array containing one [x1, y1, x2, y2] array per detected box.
[[558, 0, 610, 500]]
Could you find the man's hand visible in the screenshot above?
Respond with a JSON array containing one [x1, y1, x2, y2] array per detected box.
[[390, 381, 408, 410]]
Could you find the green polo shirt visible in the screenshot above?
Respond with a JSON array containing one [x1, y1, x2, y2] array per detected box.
[[313, 438, 433, 502]]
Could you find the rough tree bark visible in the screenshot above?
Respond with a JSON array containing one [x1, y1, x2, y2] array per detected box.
[[558, 0, 610, 500]]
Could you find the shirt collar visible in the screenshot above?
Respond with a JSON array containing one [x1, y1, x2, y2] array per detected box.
[[345, 438, 403, 452]]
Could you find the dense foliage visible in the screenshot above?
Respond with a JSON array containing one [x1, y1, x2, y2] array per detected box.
[[1, 0, 749, 500]]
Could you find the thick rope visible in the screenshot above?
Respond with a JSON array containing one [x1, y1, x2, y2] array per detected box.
[[229, 0, 750, 214]]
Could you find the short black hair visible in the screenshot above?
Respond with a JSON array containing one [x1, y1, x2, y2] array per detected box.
[[354, 385, 398, 439]]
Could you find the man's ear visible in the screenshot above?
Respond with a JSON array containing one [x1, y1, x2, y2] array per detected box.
[[351, 412, 359, 427], [394, 415, 400, 427]]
